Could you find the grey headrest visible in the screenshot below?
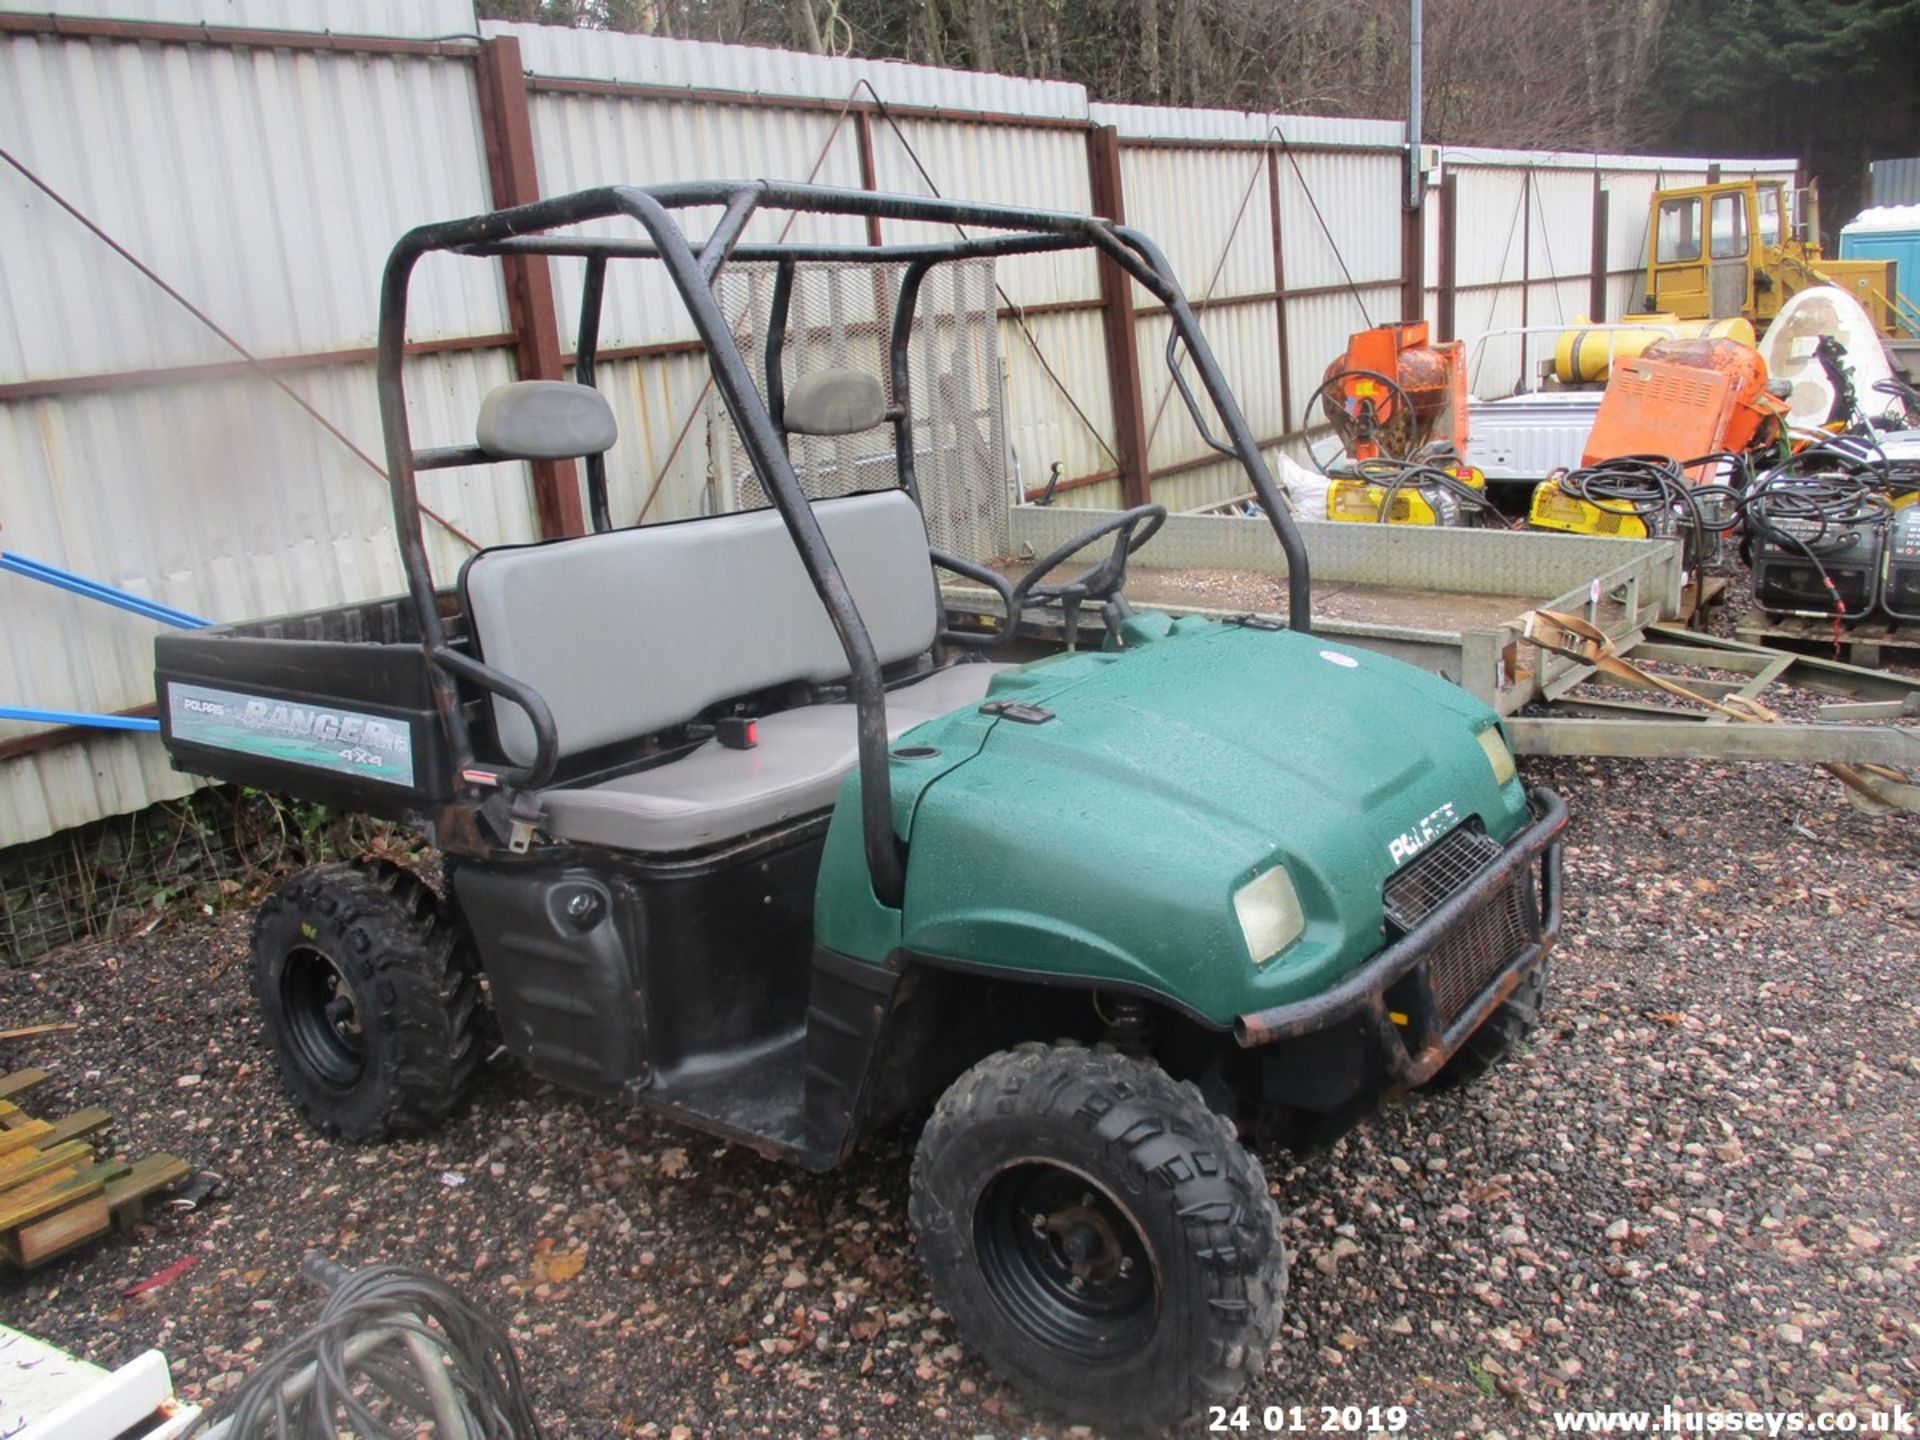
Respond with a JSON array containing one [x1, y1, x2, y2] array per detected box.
[[784, 369, 888, 436], [476, 381, 618, 461]]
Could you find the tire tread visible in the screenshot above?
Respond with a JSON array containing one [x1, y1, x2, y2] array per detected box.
[[250, 860, 481, 1141], [911, 1045, 1286, 1433]]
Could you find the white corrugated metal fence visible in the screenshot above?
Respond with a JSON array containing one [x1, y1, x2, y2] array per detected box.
[[0, 0, 1794, 845]]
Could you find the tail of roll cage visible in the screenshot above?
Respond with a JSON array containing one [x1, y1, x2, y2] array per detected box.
[[373, 180, 1315, 907]]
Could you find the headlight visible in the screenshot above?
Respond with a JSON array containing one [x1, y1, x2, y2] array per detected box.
[[1476, 724, 1517, 787], [1234, 866, 1305, 967]]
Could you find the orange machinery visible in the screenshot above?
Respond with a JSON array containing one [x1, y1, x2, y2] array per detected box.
[[1529, 336, 1786, 537], [1581, 338, 1783, 470], [1317, 322, 1469, 460], [1318, 322, 1489, 525]]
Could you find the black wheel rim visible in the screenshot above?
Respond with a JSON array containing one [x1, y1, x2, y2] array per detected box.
[[974, 1161, 1159, 1360], [280, 945, 366, 1089]]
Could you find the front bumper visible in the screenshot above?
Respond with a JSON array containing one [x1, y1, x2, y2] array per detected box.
[[1234, 786, 1567, 1089]]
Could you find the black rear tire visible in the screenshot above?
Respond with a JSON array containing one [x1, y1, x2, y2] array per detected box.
[[250, 860, 481, 1141], [910, 1044, 1286, 1434], [1422, 960, 1548, 1091]]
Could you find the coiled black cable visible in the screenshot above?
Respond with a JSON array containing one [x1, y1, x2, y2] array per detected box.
[[1741, 464, 1894, 622], [1557, 448, 1903, 625], [1874, 375, 1920, 425], [1553, 454, 1744, 616], [1777, 429, 1920, 501], [195, 1259, 543, 1439]]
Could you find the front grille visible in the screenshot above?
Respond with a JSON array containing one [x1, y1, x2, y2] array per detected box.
[[1383, 823, 1537, 1030], [1382, 824, 1500, 932], [1426, 880, 1534, 1026]]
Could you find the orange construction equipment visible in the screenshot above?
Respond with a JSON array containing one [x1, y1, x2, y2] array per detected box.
[[1637, 336, 1783, 455], [1580, 339, 1785, 478], [1580, 358, 1737, 480], [1530, 336, 1788, 539], [1317, 322, 1468, 460]]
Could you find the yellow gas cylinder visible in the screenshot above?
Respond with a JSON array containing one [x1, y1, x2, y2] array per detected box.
[[1552, 314, 1755, 385]]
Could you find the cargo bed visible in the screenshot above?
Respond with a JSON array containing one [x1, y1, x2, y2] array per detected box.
[[153, 593, 470, 821]]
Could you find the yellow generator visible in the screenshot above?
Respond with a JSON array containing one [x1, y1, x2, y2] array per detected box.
[[1526, 474, 1671, 539], [1325, 461, 1486, 526]]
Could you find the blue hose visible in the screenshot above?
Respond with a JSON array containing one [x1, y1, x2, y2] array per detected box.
[[0, 706, 161, 733], [1, 548, 205, 738], [0, 550, 209, 629]]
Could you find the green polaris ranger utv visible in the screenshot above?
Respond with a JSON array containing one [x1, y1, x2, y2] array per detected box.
[[153, 181, 1565, 1432]]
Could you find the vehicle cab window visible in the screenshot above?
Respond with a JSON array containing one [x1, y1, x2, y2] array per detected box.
[[1657, 195, 1702, 262], [1709, 191, 1749, 259], [1756, 186, 1783, 245]]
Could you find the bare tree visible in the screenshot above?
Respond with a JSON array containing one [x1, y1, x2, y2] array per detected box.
[[478, 0, 1678, 153]]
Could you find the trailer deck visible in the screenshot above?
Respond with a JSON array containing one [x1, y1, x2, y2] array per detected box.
[[947, 505, 1920, 810], [986, 562, 1568, 637], [953, 506, 1676, 715]]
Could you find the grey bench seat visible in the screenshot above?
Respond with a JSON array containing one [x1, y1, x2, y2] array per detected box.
[[461, 487, 1010, 856], [539, 662, 1008, 852], [464, 490, 946, 769]]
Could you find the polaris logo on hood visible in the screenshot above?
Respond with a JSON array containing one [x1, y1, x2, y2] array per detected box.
[[1388, 802, 1458, 866]]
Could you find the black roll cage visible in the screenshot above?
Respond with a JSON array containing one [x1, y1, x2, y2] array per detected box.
[[375, 179, 1314, 910]]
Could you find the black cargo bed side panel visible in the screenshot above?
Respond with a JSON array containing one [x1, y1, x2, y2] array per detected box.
[[155, 628, 457, 819]]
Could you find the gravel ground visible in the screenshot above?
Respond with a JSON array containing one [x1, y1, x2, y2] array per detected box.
[[2, 601, 1917, 1438]]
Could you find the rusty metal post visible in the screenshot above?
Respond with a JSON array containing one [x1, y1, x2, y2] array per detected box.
[[854, 110, 886, 248], [1086, 125, 1153, 508], [1401, 203, 1424, 323], [1589, 174, 1609, 323], [1402, 176, 1426, 323], [475, 34, 584, 539], [1437, 170, 1459, 340], [1268, 149, 1295, 435]]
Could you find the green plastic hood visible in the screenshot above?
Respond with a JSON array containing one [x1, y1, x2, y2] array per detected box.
[[864, 616, 1531, 1026]]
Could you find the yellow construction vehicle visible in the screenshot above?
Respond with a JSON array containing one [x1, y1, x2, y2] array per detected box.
[[1644, 179, 1915, 337]]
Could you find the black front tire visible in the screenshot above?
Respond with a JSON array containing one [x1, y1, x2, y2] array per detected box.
[[1422, 960, 1548, 1091], [250, 860, 481, 1141], [910, 1044, 1287, 1434]]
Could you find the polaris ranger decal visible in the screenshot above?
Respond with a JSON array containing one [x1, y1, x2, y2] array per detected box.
[[167, 683, 415, 787], [1388, 801, 1459, 865]]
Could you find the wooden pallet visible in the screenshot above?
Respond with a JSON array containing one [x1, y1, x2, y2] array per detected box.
[[1679, 575, 1730, 622], [1736, 612, 1920, 669], [0, 1069, 189, 1269]]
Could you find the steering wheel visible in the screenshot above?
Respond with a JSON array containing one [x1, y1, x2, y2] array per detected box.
[[1312, 366, 1417, 459], [1010, 503, 1166, 647]]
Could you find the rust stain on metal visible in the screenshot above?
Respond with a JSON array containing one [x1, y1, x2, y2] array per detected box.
[[1086, 125, 1151, 509], [476, 34, 585, 540]]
